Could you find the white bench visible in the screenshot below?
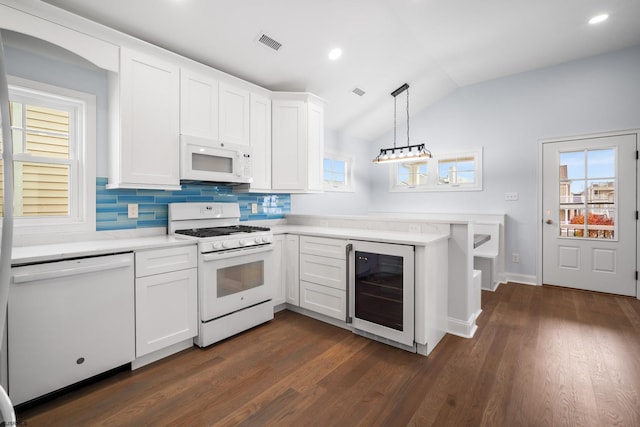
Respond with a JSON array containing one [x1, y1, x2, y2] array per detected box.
[[473, 223, 500, 291]]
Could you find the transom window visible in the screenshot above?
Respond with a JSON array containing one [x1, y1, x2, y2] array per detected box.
[[391, 149, 482, 192], [0, 76, 95, 232]]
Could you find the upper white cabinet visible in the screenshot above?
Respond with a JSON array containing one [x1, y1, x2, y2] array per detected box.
[[249, 92, 272, 191], [108, 47, 181, 190], [219, 81, 251, 146], [272, 92, 324, 192], [180, 67, 219, 140]]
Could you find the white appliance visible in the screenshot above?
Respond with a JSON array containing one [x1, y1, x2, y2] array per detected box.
[[180, 134, 252, 184], [168, 202, 273, 347], [348, 240, 415, 349], [8, 253, 135, 405], [0, 30, 16, 423]]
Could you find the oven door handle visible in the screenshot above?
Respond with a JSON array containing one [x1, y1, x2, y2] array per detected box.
[[345, 243, 353, 324], [201, 244, 273, 262]]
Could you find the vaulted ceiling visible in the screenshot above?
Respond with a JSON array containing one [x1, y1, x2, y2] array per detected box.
[[41, 0, 640, 142]]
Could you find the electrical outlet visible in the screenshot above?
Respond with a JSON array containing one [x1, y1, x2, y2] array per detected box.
[[512, 253, 520, 263], [505, 192, 519, 201], [128, 203, 139, 219], [408, 224, 420, 233], [251, 203, 258, 214]]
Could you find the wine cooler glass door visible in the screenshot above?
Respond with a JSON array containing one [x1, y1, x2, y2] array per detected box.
[[349, 241, 414, 347]]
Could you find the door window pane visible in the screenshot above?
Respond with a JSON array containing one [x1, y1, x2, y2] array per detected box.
[[559, 148, 616, 240]]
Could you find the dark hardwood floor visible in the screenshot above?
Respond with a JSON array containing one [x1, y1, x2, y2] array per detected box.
[[17, 283, 640, 426]]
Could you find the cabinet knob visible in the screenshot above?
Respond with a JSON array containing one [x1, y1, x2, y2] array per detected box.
[[545, 219, 553, 225]]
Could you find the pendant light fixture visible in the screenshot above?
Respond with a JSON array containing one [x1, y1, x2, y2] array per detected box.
[[373, 83, 432, 164]]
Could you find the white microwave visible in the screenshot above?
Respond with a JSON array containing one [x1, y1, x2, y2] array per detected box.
[[180, 135, 252, 184]]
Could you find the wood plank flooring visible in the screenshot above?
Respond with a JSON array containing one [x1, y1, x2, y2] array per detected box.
[[17, 283, 640, 426]]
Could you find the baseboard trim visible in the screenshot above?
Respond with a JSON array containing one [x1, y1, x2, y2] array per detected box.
[[447, 313, 478, 339], [504, 273, 538, 286], [131, 338, 193, 370]]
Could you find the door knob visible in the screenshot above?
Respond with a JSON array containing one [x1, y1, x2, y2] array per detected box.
[[545, 219, 553, 224]]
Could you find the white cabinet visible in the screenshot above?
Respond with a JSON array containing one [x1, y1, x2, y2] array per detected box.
[[219, 81, 250, 146], [298, 236, 348, 320], [285, 235, 300, 306], [272, 92, 324, 192], [134, 246, 197, 359], [272, 235, 286, 306], [180, 67, 219, 140], [108, 47, 181, 190], [249, 92, 272, 191], [272, 234, 300, 307]]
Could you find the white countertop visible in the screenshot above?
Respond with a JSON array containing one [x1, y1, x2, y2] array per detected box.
[[11, 236, 195, 265], [271, 225, 449, 246]]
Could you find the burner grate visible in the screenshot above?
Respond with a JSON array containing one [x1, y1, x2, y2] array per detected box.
[[175, 225, 270, 238]]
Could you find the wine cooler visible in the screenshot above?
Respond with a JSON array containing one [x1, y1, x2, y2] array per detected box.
[[348, 240, 414, 347]]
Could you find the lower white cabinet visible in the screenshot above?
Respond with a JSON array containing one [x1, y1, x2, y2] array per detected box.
[[298, 236, 348, 321], [273, 234, 300, 307], [285, 235, 300, 306], [300, 280, 347, 321], [135, 246, 197, 358], [272, 235, 286, 306]]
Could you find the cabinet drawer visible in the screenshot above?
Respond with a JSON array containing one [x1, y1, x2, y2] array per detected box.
[[300, 281, 346, 321], [299, 236, 347, 259], [300, 253, 346, 290], [135, 245, 197, 277]]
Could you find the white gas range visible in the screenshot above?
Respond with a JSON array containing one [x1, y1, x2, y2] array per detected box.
[[168, 202, 274, 347]]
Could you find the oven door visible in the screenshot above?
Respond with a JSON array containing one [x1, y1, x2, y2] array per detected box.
[[349, 240, 414, 347], [199, 244, 272, 321]]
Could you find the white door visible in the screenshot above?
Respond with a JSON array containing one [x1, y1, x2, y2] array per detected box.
[[542, 133, 637, 296]]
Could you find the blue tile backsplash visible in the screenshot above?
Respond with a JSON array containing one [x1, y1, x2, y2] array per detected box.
[[96, 177, 290, 231]]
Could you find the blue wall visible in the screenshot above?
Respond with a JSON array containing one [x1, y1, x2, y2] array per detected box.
[[96, 177, 290, 231]]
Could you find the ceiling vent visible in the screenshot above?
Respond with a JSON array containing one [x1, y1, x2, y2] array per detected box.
[[256, 33, 282, 51], [352, 87, 366, 96]]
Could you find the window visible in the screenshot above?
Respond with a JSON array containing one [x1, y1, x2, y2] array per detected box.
[[323, 154, 353, 191], [558, 148, 616, 239], [0, 76, 95, 233], [390, 149, 482, 192]]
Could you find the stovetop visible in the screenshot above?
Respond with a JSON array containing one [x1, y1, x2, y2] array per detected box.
[[175, 225, 271, 238]]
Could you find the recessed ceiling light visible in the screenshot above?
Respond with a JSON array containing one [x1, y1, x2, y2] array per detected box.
[[328, 48, 342, 61], [588, 14, 609, 24]]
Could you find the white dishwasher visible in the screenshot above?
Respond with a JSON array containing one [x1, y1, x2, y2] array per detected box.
[[8, 252, 135, 405]]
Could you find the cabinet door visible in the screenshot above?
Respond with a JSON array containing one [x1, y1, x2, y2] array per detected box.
[[219, 81, 250, 146], [271, 235, 286, 306], [118, 48, 180, 188], [135, 268, 197, 357], [250, 92, 272, 190], [285, 234, 300, 306], [180, 68, 218, 140], [272, 99, 307, 190]]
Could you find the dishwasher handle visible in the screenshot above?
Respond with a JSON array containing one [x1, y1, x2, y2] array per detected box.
[[12, 257, 132, 284]]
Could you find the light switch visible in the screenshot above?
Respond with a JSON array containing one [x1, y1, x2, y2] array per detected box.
[[128, 203, 139, 218]]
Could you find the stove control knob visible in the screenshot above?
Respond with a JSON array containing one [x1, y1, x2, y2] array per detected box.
[[213, 241, 222, 250], [262, 236, 272, 244], [239, 239, 247, 246], [222, 240, 232, 249]]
